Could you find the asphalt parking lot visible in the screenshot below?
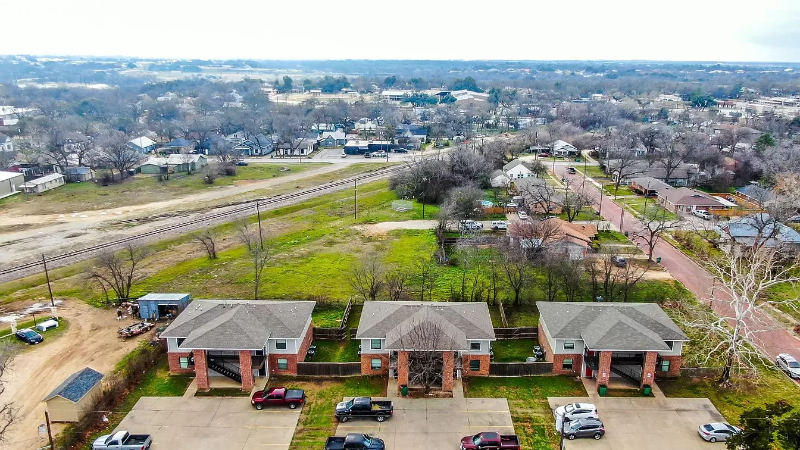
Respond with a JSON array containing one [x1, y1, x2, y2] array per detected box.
[[334, 397, 514, 450], [548, 396, 726, 450], [115, 396, 300, 450]]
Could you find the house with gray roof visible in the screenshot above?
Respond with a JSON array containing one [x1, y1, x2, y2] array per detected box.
[[356, 302, 495, 393], [161, 300, 315, 391], [502, 159, 534, 179], [716, 213, 800, 251], [657, 187, 728, 214], [537, 302, 688, 391], [43, 367, 104, 422]]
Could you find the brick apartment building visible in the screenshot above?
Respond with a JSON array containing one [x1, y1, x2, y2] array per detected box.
[[537, 302, 687, 391], [356, 302, 495, 393], [161, 300, 314, 391]]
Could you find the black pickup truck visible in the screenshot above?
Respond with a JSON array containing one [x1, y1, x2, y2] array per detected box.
[[325, 433, 385, 450], [335, 397, 393, 422]]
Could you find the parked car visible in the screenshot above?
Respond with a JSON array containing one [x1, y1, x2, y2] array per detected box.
[[35, 319, 59, 332], [693, 209, 712, 220], [566, 167, 577, 174], [537, 153, 550, 158], [236, 161, 249, 166], [92, 431, 152, 450], [563, 418, 605, 440], [325, 434, 385, 450], [611, 255, 627, 267], [697, 422, 740, 443], [15, 328, 43, 345], [491, 221, 508, 230], [776, 353, 800, 379], [517, 211, 529, 220], [335, 397, 393, 422], [460, 220, 484, 231], [460, 432, 521, 450], [373, 151, 387, 158], [554, 403, 599, 422], [505, 202, 519, 209], [341, 152, 347, 158], [251, 387, 306, 410], [395, 148, 409, 153], [364, 152, 372, 158]]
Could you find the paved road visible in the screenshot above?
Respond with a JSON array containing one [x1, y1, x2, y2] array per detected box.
[[552, 162, 800, 367]]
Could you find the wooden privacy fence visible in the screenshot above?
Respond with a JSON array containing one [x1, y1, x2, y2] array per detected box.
[[493, 327, 538, 340], [489, 362, 553, 376], [296, 362, 362, 377], [313, 299, 354, 340]]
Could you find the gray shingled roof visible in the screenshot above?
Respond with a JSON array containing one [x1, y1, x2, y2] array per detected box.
[[503, 159, 532, 172], [629, 177, 670, 192], [537, 302, 688, 351], [385, 307, 468, 350], [357, 302, 494, 348], [43, 367, 103, 403], [161, 300, 315, 350]]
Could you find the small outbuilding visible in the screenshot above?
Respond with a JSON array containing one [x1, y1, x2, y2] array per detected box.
[[137, 293, 191, 320], [43, 367, 104, 423], [0, 171, 25, 198], [21, 173, 65, 194]]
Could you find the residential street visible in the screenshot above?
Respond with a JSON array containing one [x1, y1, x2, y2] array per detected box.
[[553, 161, 800, 367]]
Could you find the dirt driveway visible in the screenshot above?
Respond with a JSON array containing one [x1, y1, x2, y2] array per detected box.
[[0, 301, 148, 450]]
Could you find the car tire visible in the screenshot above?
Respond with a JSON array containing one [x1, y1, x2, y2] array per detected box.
[[376, 415, 385, 422], [568, 435, 575, 440], [339, 416, 348, 423], [709, 437, 716, 443], [255, 404, 263, 410], [594, 433, 602, 440], [289, 403, 297, 409]]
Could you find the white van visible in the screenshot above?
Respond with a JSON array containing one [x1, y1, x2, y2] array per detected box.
[[35, 319, 59, 332], [491, 221, 508, 230]]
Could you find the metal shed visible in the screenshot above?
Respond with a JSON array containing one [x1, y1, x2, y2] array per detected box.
[[137, 293, 191, 321], [43, 367, 104, 423]]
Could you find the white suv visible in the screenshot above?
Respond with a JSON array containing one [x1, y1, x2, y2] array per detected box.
[[692, 210, 711, 220], [555, 403, 598, 431], [776, 353, 800, 379]]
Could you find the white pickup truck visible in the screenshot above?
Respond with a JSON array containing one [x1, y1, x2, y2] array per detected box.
[[92, 431, 152, 450]]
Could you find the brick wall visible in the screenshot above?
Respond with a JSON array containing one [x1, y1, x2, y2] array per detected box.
[[297, 324, 314, 363], [361, 353, 390, 375], [462, 354, 491, 377], [538, 323, 554, 363], [195, 350, 209, 391], [240, 350, 254, 392], [596, 351, 611, 389], [269, 354, 299, 376], [167, 351, 194, 375], [397, 351, 409, 391], [552, 353, 582, 376], [656, 355, 682, 378], [641, 351, 658, 388], [442, 352, 454, 392]]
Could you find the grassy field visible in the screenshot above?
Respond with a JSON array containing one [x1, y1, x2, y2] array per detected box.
[[557, 207, 599, 222], [1, 317, 70, 352], [268, 376, 385, 450], [603, 183, 636, 197], [465, 377, 586, 450], [618, 196, 679, 220], [581, 166, 609, 180], [0, 163, 325, 215], [311, 338, 360, 362], [491, 339, 539, 362]]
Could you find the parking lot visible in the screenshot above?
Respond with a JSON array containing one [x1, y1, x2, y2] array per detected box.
[[548, 396, 726, 450], [116, 397, 299, 450], [334, 397, 514, 450]]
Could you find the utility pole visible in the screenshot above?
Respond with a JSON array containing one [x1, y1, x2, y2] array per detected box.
[[44, 411, 54, 449], [354, 180, 358, 219], [256, 201, 264, 250], [42, 254, 55, 307], [619, 207, 625, 232]]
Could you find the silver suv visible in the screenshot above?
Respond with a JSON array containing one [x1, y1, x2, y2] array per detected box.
[[776, 353, 800, 379]]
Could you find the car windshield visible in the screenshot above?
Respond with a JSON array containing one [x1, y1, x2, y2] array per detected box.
[[788, 361, 800, 368], [346, 399, 354, 408], [565, 404, 576, 413], [725, 424, 738, 432], [23, 331, 37, 337]]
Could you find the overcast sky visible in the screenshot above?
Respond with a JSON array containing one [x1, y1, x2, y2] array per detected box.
[[5, 0, 800, 62]]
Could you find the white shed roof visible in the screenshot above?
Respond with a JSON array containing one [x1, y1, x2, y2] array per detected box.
[[23, 173, 64, 185], [0, 171, 23, 182]]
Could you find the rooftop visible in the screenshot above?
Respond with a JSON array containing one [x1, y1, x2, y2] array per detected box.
[[138, 293, 190, 301], [23, 173, 64, 185], [0, 170, 23, 182], [43, 367, 104, 403]]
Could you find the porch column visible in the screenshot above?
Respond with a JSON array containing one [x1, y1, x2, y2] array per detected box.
[[239, 350, 254, 392], [442, 352, 454, 392], [595, 351, 611, 390], [194, 350, 209, 391], [397, 351, 409, 391], [641, 351, 658, 389]]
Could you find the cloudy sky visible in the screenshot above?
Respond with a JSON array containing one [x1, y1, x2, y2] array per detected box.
[[5, 0, 800, 62]]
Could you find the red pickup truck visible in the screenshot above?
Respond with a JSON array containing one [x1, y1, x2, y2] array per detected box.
[[460, 432, 521, 450], [251, 387, 306, 410]]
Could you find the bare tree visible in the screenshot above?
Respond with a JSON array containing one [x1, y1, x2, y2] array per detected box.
[[88, 244, 148, 304], [685, 243, 800, 385], [416, 257, 439, 302], [518, 180, 562, 216], [583, 253, 648, 302], [561, 181, 595, 222], [631, 200, 682, 262], [498, 239, 532, 306], [508, 219, 564, 260], [195, 229, 218, 259], [384, 268, 411, 301], [0, 343, 16, 441], [237, 220, 270, 300], [392, 308, 459, 394], [349, 254, 384, 302], [95, 130, 142, 180]]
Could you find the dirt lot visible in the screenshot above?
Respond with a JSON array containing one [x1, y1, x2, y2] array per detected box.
[[0, 301, 149, 450]]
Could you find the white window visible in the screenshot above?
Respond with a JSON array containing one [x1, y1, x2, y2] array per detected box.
[[276, 340, 287, 350], [179, 357, 189, 369], [370, 339, 381, 350], [371, 358, 382, 370], [562, 359, 573, 370], [470, 342, 481, 351], [277, 358, 289, 370], [564, 341, 575, 350]]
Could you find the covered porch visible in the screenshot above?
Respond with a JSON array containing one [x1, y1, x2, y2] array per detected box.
[[192, 349, 266, 392], [396, 350, 459, 394], [582, 349, 658, 391]]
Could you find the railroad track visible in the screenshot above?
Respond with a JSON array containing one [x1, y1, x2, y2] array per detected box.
[[0, 164, 404, 281]]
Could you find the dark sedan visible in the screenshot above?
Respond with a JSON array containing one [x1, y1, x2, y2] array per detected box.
[[16, 328, 44, 344], [564, 418, 605, 440]]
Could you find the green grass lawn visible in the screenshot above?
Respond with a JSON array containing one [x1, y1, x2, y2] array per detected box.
[[311, 303, 348, 328], [618, 197, 679, 220], [3, 317, 70, 353], [500, 305, 540, 327], [311, 338, 360, 362], [603, 183, 636, 197], [466, 377, 586, 450], [558, 207, 599, 222], [581, 166, 609, 180], [268, 376, 385, 450], [491, 339, 539, 362], [595, 230, 629, 244]]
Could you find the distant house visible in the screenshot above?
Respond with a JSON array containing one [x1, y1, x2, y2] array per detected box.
[[380, 90, 411, 102], [552, 140, 579, 157], [450, 90, 490, 108], [0, 133, 13, 152], [63, 167, 95, 182], [318, 131, 347, 147], [0, 171, 24, 198], [716, 214, 800, 250], [503, 159, 535, 179], [343, 140, 392, 155], [43, 367, 104, 423], [397, 125, 428, 143], [509, 218, 597, 260], [235, 134, 273, 156], [606, 160, 698, 187], [128, 136, 157, 153], [489, 169, 510, 188], [140, 154, 207, 174], [22, 173, 65, 194], [657, 187, 727, 214], [628, 177, 671, 197], [160, 138, 195, 154], [275, 138, 317, 157], [354, 118, 378, 132]]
